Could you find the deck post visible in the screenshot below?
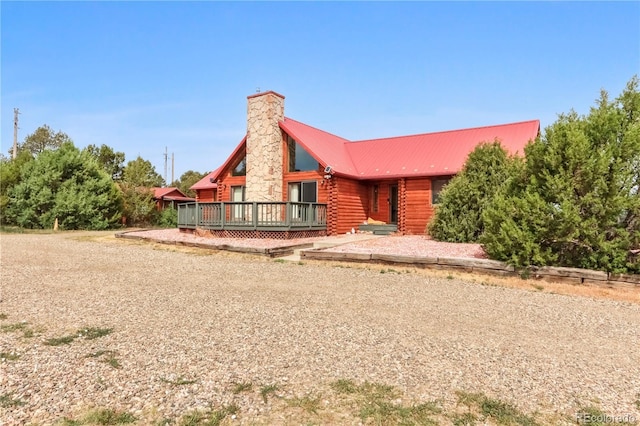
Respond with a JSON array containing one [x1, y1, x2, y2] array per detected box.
[[252, 202, 258, 229]]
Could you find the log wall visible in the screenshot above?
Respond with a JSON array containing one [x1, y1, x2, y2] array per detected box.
[[196, 189, 216, 202], [335, 177, 369, 234], [404, 178, 433, 235]]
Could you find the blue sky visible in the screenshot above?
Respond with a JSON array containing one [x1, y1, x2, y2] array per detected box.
[[2, 1, 639, 182]]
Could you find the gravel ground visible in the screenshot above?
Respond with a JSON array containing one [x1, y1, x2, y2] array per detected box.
[[321, 235, 487, 258], [122, 229, 487, 259], [123, 229, 328, 250], [1, 232, 639, 425]]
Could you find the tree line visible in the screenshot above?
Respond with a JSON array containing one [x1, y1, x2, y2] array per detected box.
[[0, 126, 207, 229], [429, 76, 639, 274]]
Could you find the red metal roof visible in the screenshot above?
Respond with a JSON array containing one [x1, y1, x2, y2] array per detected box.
[[207, 117, 539, 182], [280, 118, 539, 179], [190, 168, 221, 190], [152, 187, 189, 199], [345, 120, 540, 179]]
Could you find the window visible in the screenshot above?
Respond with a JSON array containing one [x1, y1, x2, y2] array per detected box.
[[431, 178, 451, 205], [372, 185, 379, 212], [289, 181, 317, 221], [287, 136, 318, 172], [289, 181, 317, 203], [231, 156, 246, 176], [231, 185, 245, 220]]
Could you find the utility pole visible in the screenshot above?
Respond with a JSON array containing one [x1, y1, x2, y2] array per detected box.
[[13, 108, 20, 159], [171, 153, 174, 185], [163, 146, 168, 187]]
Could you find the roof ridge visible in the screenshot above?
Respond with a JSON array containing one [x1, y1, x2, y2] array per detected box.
[[283, 117, 352, 142], [350, 119, 540, 144]]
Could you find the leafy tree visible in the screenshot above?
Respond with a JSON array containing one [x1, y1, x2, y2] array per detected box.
[[428, 140, 517, 242], [481, 77, 640, 273], [17, 124, 71, 156], [119, 185, 158, 226], [171, 170, 207, 197], [84, 144, 125, 180], [122, 156, 164, 187], [5, 142, 123, 229], [0, 150, 34, 225], [119, 156, 164, 226]]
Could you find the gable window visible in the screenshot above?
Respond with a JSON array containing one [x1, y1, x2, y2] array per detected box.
[[431, 177, 452, 205], [287, 136, 318, 172], [231, 156, 246, 176]]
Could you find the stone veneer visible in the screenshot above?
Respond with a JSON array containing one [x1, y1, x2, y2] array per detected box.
[[245, 91, 285, 202]]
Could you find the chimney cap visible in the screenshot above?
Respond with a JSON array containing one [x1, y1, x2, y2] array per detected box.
[[247, 90, 285, 100]]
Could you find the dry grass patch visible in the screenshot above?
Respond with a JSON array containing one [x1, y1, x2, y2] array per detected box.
[[307, 258, 640, 304]]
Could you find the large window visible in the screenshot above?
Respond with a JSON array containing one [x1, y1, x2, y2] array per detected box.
[[231, 156, 246, 176], [431, 178, 451, 205], [287, 136, 318, 172]]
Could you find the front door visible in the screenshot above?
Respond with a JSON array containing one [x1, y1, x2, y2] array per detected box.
[[389, 184, 398, 224]]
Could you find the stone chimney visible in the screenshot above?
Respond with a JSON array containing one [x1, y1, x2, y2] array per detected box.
[[245, 91, 285, 202]]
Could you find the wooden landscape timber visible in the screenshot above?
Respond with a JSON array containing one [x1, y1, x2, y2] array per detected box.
[[301, 249, 640, 289]]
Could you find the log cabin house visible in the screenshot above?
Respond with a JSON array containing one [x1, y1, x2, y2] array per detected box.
[[179, 91, 539, 238]]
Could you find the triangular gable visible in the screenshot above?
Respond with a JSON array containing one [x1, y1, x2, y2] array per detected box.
[[279, 117, 359, 177]]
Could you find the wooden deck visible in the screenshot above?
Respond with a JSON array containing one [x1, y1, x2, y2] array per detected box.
[[178, 202, 327, 231]]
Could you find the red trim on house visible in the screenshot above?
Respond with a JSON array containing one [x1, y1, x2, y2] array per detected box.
[[191, 168, 221, 190]]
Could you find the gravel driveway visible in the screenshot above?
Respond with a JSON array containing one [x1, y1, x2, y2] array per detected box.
[[1, 232, 639, 425]]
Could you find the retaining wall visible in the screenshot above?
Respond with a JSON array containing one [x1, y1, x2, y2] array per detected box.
[[300, 250, 640, 288]]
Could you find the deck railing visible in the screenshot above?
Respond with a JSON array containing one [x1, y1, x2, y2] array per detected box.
[[178, 202, 327, 231]]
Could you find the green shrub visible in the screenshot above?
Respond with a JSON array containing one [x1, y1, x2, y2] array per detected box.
[[482, 77, 640, 273], [428, 141, 517, 242], [156, 207, 178, 228]]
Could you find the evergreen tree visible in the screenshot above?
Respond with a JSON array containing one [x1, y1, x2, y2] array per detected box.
[[482, 77, 640, 273], [0, 150, 34, 225], [428, 140, 517, 242], [6, 142, 123, 229]]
